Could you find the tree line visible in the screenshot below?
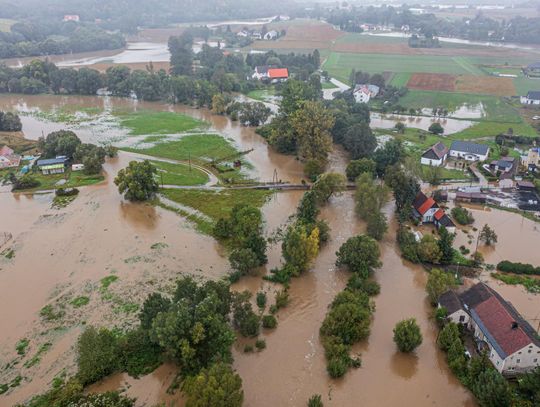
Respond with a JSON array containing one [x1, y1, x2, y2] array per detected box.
[[324, 4, 540, 45], [0, 20, 125, 59]]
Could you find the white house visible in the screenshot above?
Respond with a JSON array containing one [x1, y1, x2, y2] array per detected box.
[[263, 30, 278, 40], [236, 30, 249, 38], [420, 142, 448, 166], [439, 283, 540, 376], [352, 84, 380, 104], [520, 91, 540, 105], [449, 141, 490, 162]]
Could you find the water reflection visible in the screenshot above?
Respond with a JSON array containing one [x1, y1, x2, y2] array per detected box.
[[390, 352, 419, 380]]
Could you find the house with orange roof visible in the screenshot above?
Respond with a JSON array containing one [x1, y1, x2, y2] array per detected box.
[[252, 66, 289, 82]]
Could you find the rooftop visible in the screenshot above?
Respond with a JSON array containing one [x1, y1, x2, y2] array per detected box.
[[450, 140, 489, 156], [268, 68, 289, 79], [526, 91, 540, 100], [422, 142, 448, 160], [439, 290, 462, 315]]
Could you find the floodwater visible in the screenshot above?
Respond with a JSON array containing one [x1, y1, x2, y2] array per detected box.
[[452, 204, 540, 325], [371, 112, 474, 135], [3, 93, 536, 406], [363, 31, 540, 54]]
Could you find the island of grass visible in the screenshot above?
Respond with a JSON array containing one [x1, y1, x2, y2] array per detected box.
[[115, 111, 207, 135], [21, 171, 105, 192], [159, 188, 271, 235], [122, 133, 253, 185], [151, 160, 209, 186], [247, 88, 276, 102]]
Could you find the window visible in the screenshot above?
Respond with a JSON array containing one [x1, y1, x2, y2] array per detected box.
[[517, 359, 521, 364], [528, 350, 532, 353], [534, 358, 538, 363], [459, 315, 465, 322]]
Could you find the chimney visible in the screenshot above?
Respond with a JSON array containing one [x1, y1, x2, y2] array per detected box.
[[511, 321, 518, 330]]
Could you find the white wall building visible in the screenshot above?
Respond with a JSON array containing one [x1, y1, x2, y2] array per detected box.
[[449, 141, 490, 162]]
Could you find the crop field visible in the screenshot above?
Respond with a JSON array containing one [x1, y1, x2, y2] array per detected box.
[[116, 111, 206, 135], [389, 73, 411, 87], [455, 75, 516, 96], [407, 73, 457, 92]]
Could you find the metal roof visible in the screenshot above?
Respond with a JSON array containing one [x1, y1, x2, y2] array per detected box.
[[37, 158, 67, 166], [450, 141, 489, 156]]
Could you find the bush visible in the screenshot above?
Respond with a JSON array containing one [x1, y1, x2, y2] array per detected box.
[[12, 175, 40, 191], [451, 207, 475, 225], [308, 394, 324, 407], [497, 260, 540, 275], [256, 291, 267, 309], [255, 339, 266, 350], [77, 326, 122, 385], [393, 318, 423, 353], [275, 289, 289, 309], [262, 315, 278, 329]]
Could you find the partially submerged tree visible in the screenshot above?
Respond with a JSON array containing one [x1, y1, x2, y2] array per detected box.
[[393, 318, 423, 353], [114, 160, 158, 201], [479, 224, 498, 246]]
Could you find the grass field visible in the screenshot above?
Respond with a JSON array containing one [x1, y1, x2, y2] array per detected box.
[[389, 73, 412, 87], [123, 134, 238, 164], [323, 52, 486, 83], [397, 90, 522, 123], [159, 188, 271, 234], [247, 88, 276, 101], [116, 111, 207, 135], [19, 171, 105, 192], [151, 161, 209, 186]]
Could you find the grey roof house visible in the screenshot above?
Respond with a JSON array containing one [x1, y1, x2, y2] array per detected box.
[[449, 141, 490, 161]]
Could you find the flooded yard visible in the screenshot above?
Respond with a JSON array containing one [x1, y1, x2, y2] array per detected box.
[[370, 112, 474, 134], [1, 94, 536, 406]]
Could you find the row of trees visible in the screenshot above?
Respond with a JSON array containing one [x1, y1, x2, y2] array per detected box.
[[0, 21, 125, 59], [321, 234, 382, 377], [267, 174, 346, 284]]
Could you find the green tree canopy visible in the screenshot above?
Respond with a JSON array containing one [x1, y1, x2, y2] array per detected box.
[[393, 318, 423, 353], [335, 235, 382, 279], [114, 160, 158, 201]]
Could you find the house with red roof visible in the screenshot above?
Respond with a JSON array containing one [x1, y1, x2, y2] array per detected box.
[[439, 283, 540, 375], [252, 66, 289, 82], [412, 191, 455, 231]]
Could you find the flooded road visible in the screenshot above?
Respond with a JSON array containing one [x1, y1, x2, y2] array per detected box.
[[2, 94, 533, 406]]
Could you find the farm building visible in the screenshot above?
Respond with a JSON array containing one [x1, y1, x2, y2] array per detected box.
[[0, 146, 21, 168], [498, 172, 514, 189], [516, 180, 536, 191], [455, 191, 487, 204], [449, 141, 490, 162], [352, 84, 379, 104], [252, 66, 289, 82], [37, 157, 68, 175], [420, 142, 448, 166], [412, 191, 455, 232], [520, 91, 540, 105], [439, 283, 540, 376]]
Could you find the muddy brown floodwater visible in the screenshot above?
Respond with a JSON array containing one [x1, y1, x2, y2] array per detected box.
[[5, 93, 536, 407]]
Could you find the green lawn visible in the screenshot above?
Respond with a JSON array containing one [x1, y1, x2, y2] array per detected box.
[[159, 188, 271, 234], [513, 76, 540, 96], [389, 72, 411, 87], [123, 134, 238, 164], [116, 111, 207, 135], [451, 120, 537, 139], [247, 88, 276, 101], [321, 81, 338, 89], [151, 161, 209, 186], [18, 171, 104, 192]]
